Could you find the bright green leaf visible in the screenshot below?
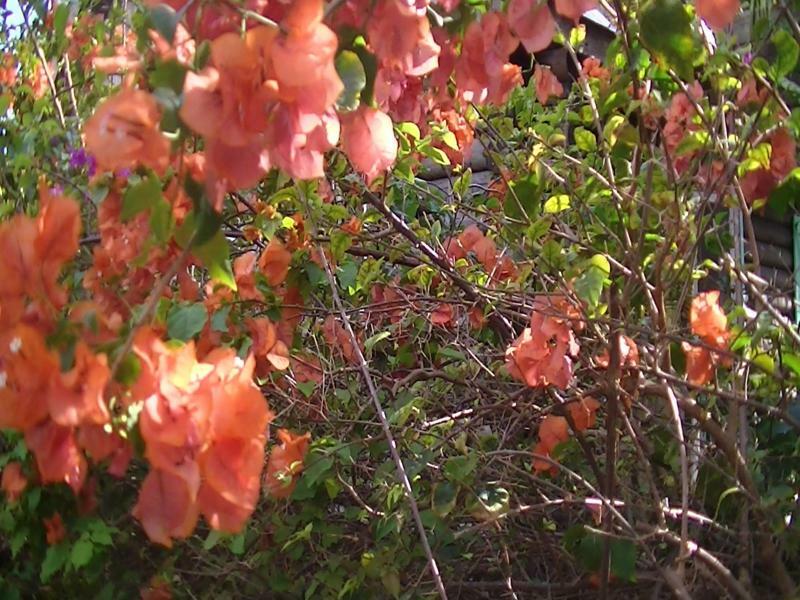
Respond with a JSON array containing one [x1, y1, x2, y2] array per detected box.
[[772, 29, 799, 79], [544, 194, 571, 214], [70, 537, 94, 569], [335, 50, 366, 112], [193, 230, 237, 291]]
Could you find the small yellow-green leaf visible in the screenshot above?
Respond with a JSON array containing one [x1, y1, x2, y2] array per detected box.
[[544, 194, 571, 213]]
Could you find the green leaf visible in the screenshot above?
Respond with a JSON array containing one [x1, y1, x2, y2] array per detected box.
[[229, 531, 246, 555], [41, 543, 69, 583], [543, 194, 571, 214], [431, 481, 458, 518], [150, 60, 187, 94], [468, 487, 510, 521], [296, 381, 316, 398], [70, 537, 94, 569], [444, 454, 477, 483], [330, 230, 353, 262], [193, 230, 237, 291], [53, 3, 69, 34], [640, 0, 701, 80], [351, 45, 378, 106], [504, 172, 541, 221], [574, 256, 609, 308], [88, 521, 114, 546], [203, 530, 222, 551], [303, 456, 334, 486], [772, 29, 799, 79], [397, 122, 421, 140], [610, 539, 637, 581], [122, 175, 162, 221], [364, 331, 391, 354], [167, 303, 208, 341], [210, 306, 231, 332], [768, 167, 800, 216], [453, 168, 472, 198], [782, 353, 800, 377], [574, 127, 596, 152], [335, 50, 366, 112]]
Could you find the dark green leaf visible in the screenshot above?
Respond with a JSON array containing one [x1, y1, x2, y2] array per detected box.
[[431, 482, 458, 517], [167, 303, 208, 341], [122, 175, 162, 221], [70, 537, 94, 569], [610, 539, 637, 581], [41, 544, 69, 583], [210, 306, 231, 332]]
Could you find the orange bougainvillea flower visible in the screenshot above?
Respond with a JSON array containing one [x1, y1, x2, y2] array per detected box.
[[690, 291, 728, 349], [430, 302, 454, 326], [44, 513, 66, 545], [1, 462, 27, 502], [132, 468, 199, 548], [246, 317, 290, 371], [682, 342, 715, 386], [321, 315, 361, 365], [682, 291, 732, 386], [506, 296, 581, 390], [595, 335, 640, 369], [0, 324, 58, 430], [83, 88, 170, 174], [141, 576, 173, 600], [130, 328, 273, 543], [48, 342, 111, 427], [268, 104, 340, 180], [367, 0, 440, 77], [340, 107, 398, 185], [198, 437, 264, 532], [567, 397, 601, 432], [533, 415, 570, 475], [264, 429, 311, 499], [0, 188, 80, 328], [507, 0, 555, 53], [741, 128, 796, 204], [695, 0, 740, 30], [341, 216, 363, 236], [25, 420, 87, 494], [582, 57, 611, 83], [233, 251, 264, 302], [0, 53, 17, 87], [534, 64, 564, 105], [258, 238, 292, 287], [455, 13, 522, 106]]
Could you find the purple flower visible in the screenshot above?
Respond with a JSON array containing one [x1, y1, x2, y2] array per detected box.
[[116, 168, 132, 180], [743, 52, 753, 65], [86, 154, 97, 177], [68, 147, 98, 176]]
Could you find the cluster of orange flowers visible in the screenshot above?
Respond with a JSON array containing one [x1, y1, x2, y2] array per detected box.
[[506, 296, 582, 390], [682, 291, 731, 386], [130, 327, 273, 544], [533, 397, 601, 475], [0, 186, 131, 502]]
